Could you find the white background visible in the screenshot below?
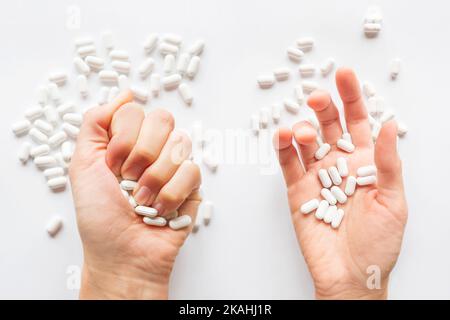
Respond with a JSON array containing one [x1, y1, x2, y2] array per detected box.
[[0, 0, 449, 299]]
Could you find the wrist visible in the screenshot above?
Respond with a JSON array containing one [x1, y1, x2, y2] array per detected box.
[[80, 261, 169, 300], [315, 280, 389, 300]]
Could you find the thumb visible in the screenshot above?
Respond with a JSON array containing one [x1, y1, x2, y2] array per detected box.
[[374, 120, 404, 199]]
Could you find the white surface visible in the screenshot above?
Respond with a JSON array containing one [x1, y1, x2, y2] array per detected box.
[[0, 0, 450, 299]]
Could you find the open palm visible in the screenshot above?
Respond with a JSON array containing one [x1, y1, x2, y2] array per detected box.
[[274, 68, 407, 299]]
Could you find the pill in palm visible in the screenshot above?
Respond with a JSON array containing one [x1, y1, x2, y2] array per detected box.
[[344, 176, 357, 196], [328, 166, 342, 185], [330, 186, 347, 204], [357, 175, 377, 186], [337, 139, 355, 153], [169, 215, 192, 230], [315, 200, 329, 220], [357, 165, 376, 177], [336, 157, 349, 177], [331, 209, 345, 229], [135, 206, 158, 218], [300, 199, 320, 214], [128, 195, 137, 208], [321, 188, 337, 205], [318, 169, 332, 188], [323, 205, 337, 224], [120, 180, 137, 191], [143, 216, 167, 227], [315, 143, 331, 160]]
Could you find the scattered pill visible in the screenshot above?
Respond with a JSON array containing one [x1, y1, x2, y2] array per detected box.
[[251, 114, 259, 135], [44, 167, 65, 179], [63, 113, 83, 127], [177, 53, 190, 76], [331, 209, 344, 229], [287, 46, 304, 62], [131, 86, 148, 103], [202, 201, 213, 225], [143, 33, 158, 54], [299, 64, 316, 77], [34, 119, 53, 136], [362, 81, 376, 98], [337, 139, 355, 153], [61, 141, 74, 162], [318, 169, 332, 188], [55, 152, 69, 170], [169, 215, 192, 230], [336, 157, 349, 177], [30, 144, 50, 158], [135, 206, 158, 218], [62, 122, 80, 139], [108, 86, 119, 102], [273, 67, 290, 81], [162, 33, 182, 46], [29, 128, 48, 144], [178, 83, 193, 105], [284, 98, 300, 114], [162, 73, 182, 90], [324, 205, 337, 224], [150, 74, 161, 97], [397, 121, 408, 137], [74, 37, 94, 48], [357, 165, 376, 177], [48, 83, 62, 104], [321, 188, 337, 205], [315, 200, 329, 220], [328, 166, 342, 185], [320, 58, 335, 76], [300, 199, 320, 214], [34, 155, 57, 168], [48, 131, 68, 148], [259, 107, 269, 128], [365, 6, 383, 24], [76, 75, 88, 98], [101, 31, 114, 50], [111, 61, 131, 74], [109, 50, 129, 61], [73, 57, 90, 75], [356, 175, 377, 186], [120, 180, 137, 191], [186, 56, 200, 79], [47, 176, 68, 190], [330, 186, 347, 204], [364, 23, 382, 37], [25, 106, 44, 121], [389, 58, 401, 79], [37, 86, 48, 106], [158, 42, 179, 56], [296, 37, 314, 51], [12, 119, 31, 136], [49, 71, 68, 86], [18, 142, 31, 164], [344, 176, 357, 196], [302, 81, 318, 94], [164, 54, 175, 75], [271, 104, 281, 123], [314, 143, 331, 160], [202, 152, 219, 172], [294, 85, 305, 105], [85, 56, 105, 71], [188, 39, 205, 56], [77, 44, 96, 58], [380, 108, 395, 123], [257, 75, 275, 89], [99, 70, 119, 84], [143, 216, 167, 227], [138, 58, 155, 79], [46, 216, 63, 237]]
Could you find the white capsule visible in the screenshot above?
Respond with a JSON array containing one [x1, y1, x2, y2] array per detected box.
[[99, 70, 119, 84], [320, 58, 335, 77], [192, 217, 201, 233], [138, 58, 155, 79], [300, 199, 319, 214], [336, 157, 349, 177], [357, 175, 377, 186], [135, 205, 158, 218], [271, 104, 281, 123], [12, 119, 31, 136], [34, 155, 57, 168], [109, 50, 129, 61], [299, 64, 316, 77], [46, 215, 63, 237], [55, 152, 69, 170], [98, 87, 110, 105], [362, 81, 376, 98], [202, 152, 219, 172], [62, 123, 80, 139], [302, 81, 318, 94], [44, 167, 65, 179], [77, 44, 96, 57], [74, 36, 94, 48], [85, 56, 105, 70], [314, 143, 331, 160], [397, 121, 408, 137], [287, 46, 304, 62], [143, 33, 158, 54], [37, 86, 48, 106], [29, 128, 48, 144], [48, 71, 68, 86], [337, 139, 355, 153], [131, 86, 148, 103], [328, 166, 342, 185], [143, 216, 167, 227], [371, 122, 381, 141], [25, 106, 44, 121], [76, 75, 88, 98], [163, 54, 175, 75], [283, 98, 300, 114], [169, 215, 192, 230], [18, 142, 32, 164], [364, 23, 382, 37], [257, 74, 275, 89], [120, 180, 137, 191], [380, 108, 395, 124], [273, 67, 290, 81], [61, 141, 74, 162], [188, 39, 205, 56], [30, 144, 50, 157], [186, 56, 200, 79], [158, 42, 179, 56], [342, 132, 352, 143], [162, 73, 182, 90], [345, 176, 357, 196], [178, 83, 193, 106], [321, 188, 337, 205], [56, 102, 75, 117], [369, 96, 385, 117], [331, 209, 345, 229], [121, 188, 129, 199], [47, 176, 67, 190], [118, 75, 130, 91], [357, 165, 376, 177], [62, 113, 82, 127], [365, 6, 383, 23], [256, 108, 268, 129], [48, 83, 62, 104], [101, 31, 114, 50], [296, 37, 314, 51], [108, 86, 120, 102], [324, 205, 338, 224], [315, 200, 329, 220], [73, 57, 90, 75], [111, 61, 131, 74], [150, 74, 161, 97], [48, 131, 68, 148], [318, 169, 332, 188], [251, 114, 259, 135], [203, 201, 213, 226], [331, 186, 347, 204], [128, 195, 137, 208], [176, 53, 190, 76], [162, 33, 182, 46], [294, 85, 305, 105]]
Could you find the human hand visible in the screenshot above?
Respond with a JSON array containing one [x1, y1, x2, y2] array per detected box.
[[273, 68, 407, 299], [69, 91, 202, 299]]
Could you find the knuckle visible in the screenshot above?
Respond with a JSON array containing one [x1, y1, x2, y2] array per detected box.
[[111, 137, 134, 157], [134, 147, 158, 164], [160, 190, 183, 205], [143, 169, 166, 188], [152, 109, 174, 128]]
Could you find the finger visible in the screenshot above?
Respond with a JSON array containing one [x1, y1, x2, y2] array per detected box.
[[307, 90, 343, 144], [152, 160, 201, 217], [121, 108, 175, 180], [375, 120, 404, 198], [292, 121, 317, 169], [134, 130, 192, 206], [336, 67, 373, 147], [273, 127, 304, 188], [106, 103, 145, 176]]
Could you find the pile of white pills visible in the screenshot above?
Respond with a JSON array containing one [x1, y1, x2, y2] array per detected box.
[[12, 31, 210, 237]]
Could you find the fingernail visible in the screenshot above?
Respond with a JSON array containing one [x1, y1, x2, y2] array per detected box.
[[134, 186, 152, 205], [153, 202, 165, 216]]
